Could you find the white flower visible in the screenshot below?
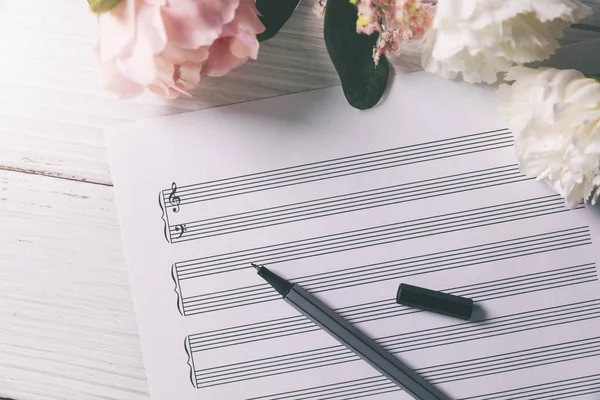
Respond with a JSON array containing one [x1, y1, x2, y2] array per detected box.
[[422, 0, 591, 84], [498, 66, 600, 208]]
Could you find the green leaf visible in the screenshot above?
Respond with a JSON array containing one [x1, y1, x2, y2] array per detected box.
[[585, 73, 600, 82], [88, 0, 122, 14], [324, 0, 389, 110], [256, 0, 301, 42]]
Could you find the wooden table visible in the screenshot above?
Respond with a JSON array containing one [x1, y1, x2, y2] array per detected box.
[[2, 2, 600, 399]]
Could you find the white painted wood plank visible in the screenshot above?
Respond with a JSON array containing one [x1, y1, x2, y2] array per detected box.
[[0, 0, 338, 185], [1, 0, 599, 184], [0, 169, 148, 400]]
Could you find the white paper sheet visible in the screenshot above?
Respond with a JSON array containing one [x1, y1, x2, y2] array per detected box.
[[105, 71, 600, 400]]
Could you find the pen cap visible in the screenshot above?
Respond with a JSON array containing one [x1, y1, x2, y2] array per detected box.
[[396, 283, 473, 320]]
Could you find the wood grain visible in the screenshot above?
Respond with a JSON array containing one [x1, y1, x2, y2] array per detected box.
[[2, 1, 600, 399], [1, 0, 599, 185], [0, 168, 148, 400]]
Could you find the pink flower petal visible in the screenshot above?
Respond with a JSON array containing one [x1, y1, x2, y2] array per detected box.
[[116, 35, 157, 84], [162, 44, 209, 64], [98, 0, 136, 62], [148, 84, 181, 98], [177, 63, 203, 90], [231, 30, 260, 59], [161, 0, 240, 49], [94, 44, 146, 98], [203, 37, 247, 77], [136, 2, 168, 54], [234, 0, 266, 36], [94, 0, 263, 99]]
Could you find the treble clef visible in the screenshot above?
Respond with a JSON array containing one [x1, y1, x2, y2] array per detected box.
[[168, 182, 181, 213]]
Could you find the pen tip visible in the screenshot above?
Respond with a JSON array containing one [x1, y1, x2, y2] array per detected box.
[[251, 263, 261, 271]]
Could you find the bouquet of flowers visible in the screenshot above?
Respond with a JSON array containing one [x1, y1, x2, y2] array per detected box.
[[89, 0, 600, 208]]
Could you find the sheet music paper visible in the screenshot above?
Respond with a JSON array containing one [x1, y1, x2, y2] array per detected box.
[[105, 71, 600, 400]]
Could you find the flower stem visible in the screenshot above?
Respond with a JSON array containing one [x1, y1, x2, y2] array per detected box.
[[88, 0, 122, 14]]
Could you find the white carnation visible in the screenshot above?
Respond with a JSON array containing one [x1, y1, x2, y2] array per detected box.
[[498, 66, 600, 208], [423, 0, 591, 84]]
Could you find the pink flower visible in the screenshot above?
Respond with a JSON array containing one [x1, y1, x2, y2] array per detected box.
[[94, 0, 265, 99], [313, 0, 327, 17], [373, 29, 402, 65], [356, 0, 381, 35], [337, 0, 434, 65], [394, 0, 434, 41]]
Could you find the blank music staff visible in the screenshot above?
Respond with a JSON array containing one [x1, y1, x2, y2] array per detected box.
[[459, 374, 600, 400], [172, 199, 583, 317], [164, 164, 528, 243], [246, 361, 600, 400], [186, 262, 597, 352], [173, 195, 578, 283], [191, 299, 600, 388], [159, 129, 512, 215], [179, 227, 591, 316], [418, 336, 600, 384]]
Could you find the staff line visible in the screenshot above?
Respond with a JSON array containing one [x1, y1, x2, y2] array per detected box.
[[177, 202, 574, 281], [182, 239, 590, 305], [174, 195, 565, 272], [170, 176, 530, 242], [164, 129, 511, 195], [189, 278, 598, 353]]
